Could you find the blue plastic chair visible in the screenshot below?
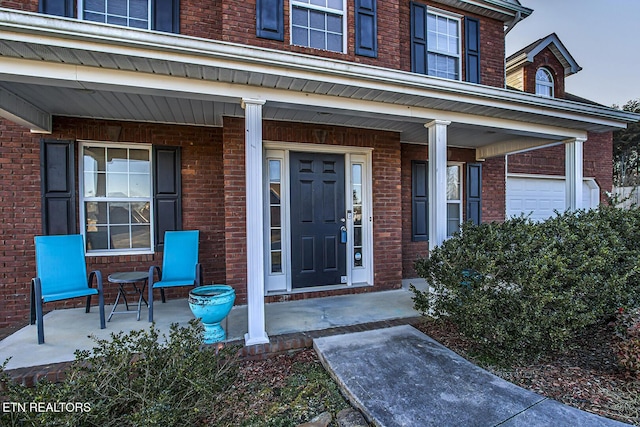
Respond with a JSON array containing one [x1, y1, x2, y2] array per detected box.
[[31, 235, 106, 344], [148, 230, 202, 322]]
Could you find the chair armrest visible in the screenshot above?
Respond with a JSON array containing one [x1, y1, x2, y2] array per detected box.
[[149, 265, 161, 286], [88, 270, 103, 293]]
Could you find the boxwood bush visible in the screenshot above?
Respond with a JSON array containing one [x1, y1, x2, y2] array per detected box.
[[412, 205, 640, 363]]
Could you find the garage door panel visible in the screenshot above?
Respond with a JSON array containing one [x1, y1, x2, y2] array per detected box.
[[506, 176, 598, 222]]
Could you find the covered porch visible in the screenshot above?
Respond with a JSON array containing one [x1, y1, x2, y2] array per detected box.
[[0, 279, 424, 372], [0, 9, 635, 347]]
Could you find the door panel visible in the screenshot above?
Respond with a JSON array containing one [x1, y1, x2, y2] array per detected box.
[[290, 152, 346, 288]]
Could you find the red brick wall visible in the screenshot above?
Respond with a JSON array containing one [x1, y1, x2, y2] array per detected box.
[[584, 131, 613, 203], [0, 117, 225, 328], [482, 156, 506, 223], [522, 46, 566, 99], [0, 120, 41, 327], [182, 0, 222, 40], [0, 0, 37, 11], [508, 131, 613, 204], [222, 117, 403, 305], [4, 0, 507, 85], [400, 144, 476, 278], [220, 0, 401, 69]]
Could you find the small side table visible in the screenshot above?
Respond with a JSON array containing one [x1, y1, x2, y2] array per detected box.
[[107, 271, 149, 321]]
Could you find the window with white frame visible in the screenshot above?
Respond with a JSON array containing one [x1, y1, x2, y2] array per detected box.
[[535, 68, 554, 97], [80, 0, 151, 29], [81, 142, 153, 254], [427, 9, 461, 80], [446, 164, 462, 237], [291, 0, 345, 53]]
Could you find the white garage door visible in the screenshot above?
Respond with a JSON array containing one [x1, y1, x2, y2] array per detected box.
[[506, 175, 600, 221]]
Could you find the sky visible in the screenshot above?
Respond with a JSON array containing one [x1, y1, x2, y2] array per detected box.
[[505, 0, 640, 108]]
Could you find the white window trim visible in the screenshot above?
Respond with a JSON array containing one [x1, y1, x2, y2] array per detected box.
[[263, 142, 373, 294], [535, 67, 554, 97], [426, 6, 463, 81], [290, 0, 348, 54], [78, 0, 152, 30], [79, 140, 154, 256]]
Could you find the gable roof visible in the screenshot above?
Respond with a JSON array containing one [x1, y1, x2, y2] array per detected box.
[[506, 33, 582, 77]]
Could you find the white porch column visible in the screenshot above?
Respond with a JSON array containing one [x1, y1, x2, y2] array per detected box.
[[565, 137, 585, 211], [242, 98, 269, 346], [426, 120, 451, 252]]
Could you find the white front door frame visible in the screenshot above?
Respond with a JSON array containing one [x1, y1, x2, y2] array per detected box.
[[263, 142, 374, 294]]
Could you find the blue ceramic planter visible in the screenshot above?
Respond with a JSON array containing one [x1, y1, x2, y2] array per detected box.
[[188, 285, 235, 344]]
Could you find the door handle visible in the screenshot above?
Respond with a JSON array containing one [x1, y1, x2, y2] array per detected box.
[[340, 226, 347, 244]]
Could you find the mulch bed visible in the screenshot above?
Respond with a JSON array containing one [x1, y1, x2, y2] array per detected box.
[[414, 319, 640, 426]]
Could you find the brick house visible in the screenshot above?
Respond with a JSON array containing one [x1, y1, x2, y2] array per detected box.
[[0, 0, 636, 345]]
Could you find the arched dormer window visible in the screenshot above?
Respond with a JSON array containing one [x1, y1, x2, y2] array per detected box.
[[535, 68, 554, 97]]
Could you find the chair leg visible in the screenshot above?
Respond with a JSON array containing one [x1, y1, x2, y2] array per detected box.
[[148, 283, 154, 322], [98, 286, 106, 330], [161, 288, 166, 304], [85, 295, 92, 313], [29, 280, 37, 325], [33, 279, 45, 345]]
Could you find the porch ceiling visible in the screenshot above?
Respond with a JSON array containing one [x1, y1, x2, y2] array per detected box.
[[0, 9, 638, 156]]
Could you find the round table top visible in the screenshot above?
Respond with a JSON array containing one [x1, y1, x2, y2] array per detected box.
[[107, 271, 149, 283]]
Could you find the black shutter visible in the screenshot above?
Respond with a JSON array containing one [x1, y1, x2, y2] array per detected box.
[[39, 0, 74, 17], [40, 139, 76, 235], [410, 2, 428, 74], [466, 163, 482, 225], [153, 146, 182, 251], [256, 0, 284, 41], [465, 17, 481, 84], [152, 0, 180, 33], [355, 0, 377, 57], [412, 160, 428, 241]]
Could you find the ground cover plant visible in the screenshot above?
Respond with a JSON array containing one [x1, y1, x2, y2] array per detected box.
[[412, 205, 640, 364], [0, 322, 350, 427]]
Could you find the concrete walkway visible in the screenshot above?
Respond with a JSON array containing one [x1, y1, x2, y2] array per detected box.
[[315, 325, 632, 427]]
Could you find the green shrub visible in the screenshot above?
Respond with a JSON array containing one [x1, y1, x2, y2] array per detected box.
[[614, 307, 640, 376], [0, 320, 239, 426], [412, 206, 640, 363]]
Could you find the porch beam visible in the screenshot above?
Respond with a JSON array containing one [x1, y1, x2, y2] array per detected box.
[[242, 98, 269, 346], [475, 137, 570, 161], [565, 137, 585, 211], [426, 120, 450, 251], [0, 87, 51, 133]]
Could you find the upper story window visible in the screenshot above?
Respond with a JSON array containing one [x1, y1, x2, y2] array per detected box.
[[291, 0, 346, 53], [535, 68, 554, 97], [427, 10, 461, 80], [410, 4, 462, 81], [80, 0, 151, 29]]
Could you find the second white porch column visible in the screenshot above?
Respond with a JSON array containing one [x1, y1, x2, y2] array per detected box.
[[242, 98, 269, 346], [426, 120, 451, 252], [565, 137, 585, 211]]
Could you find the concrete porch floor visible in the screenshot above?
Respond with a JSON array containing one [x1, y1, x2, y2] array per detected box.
[[0, 279, 426, 371]]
